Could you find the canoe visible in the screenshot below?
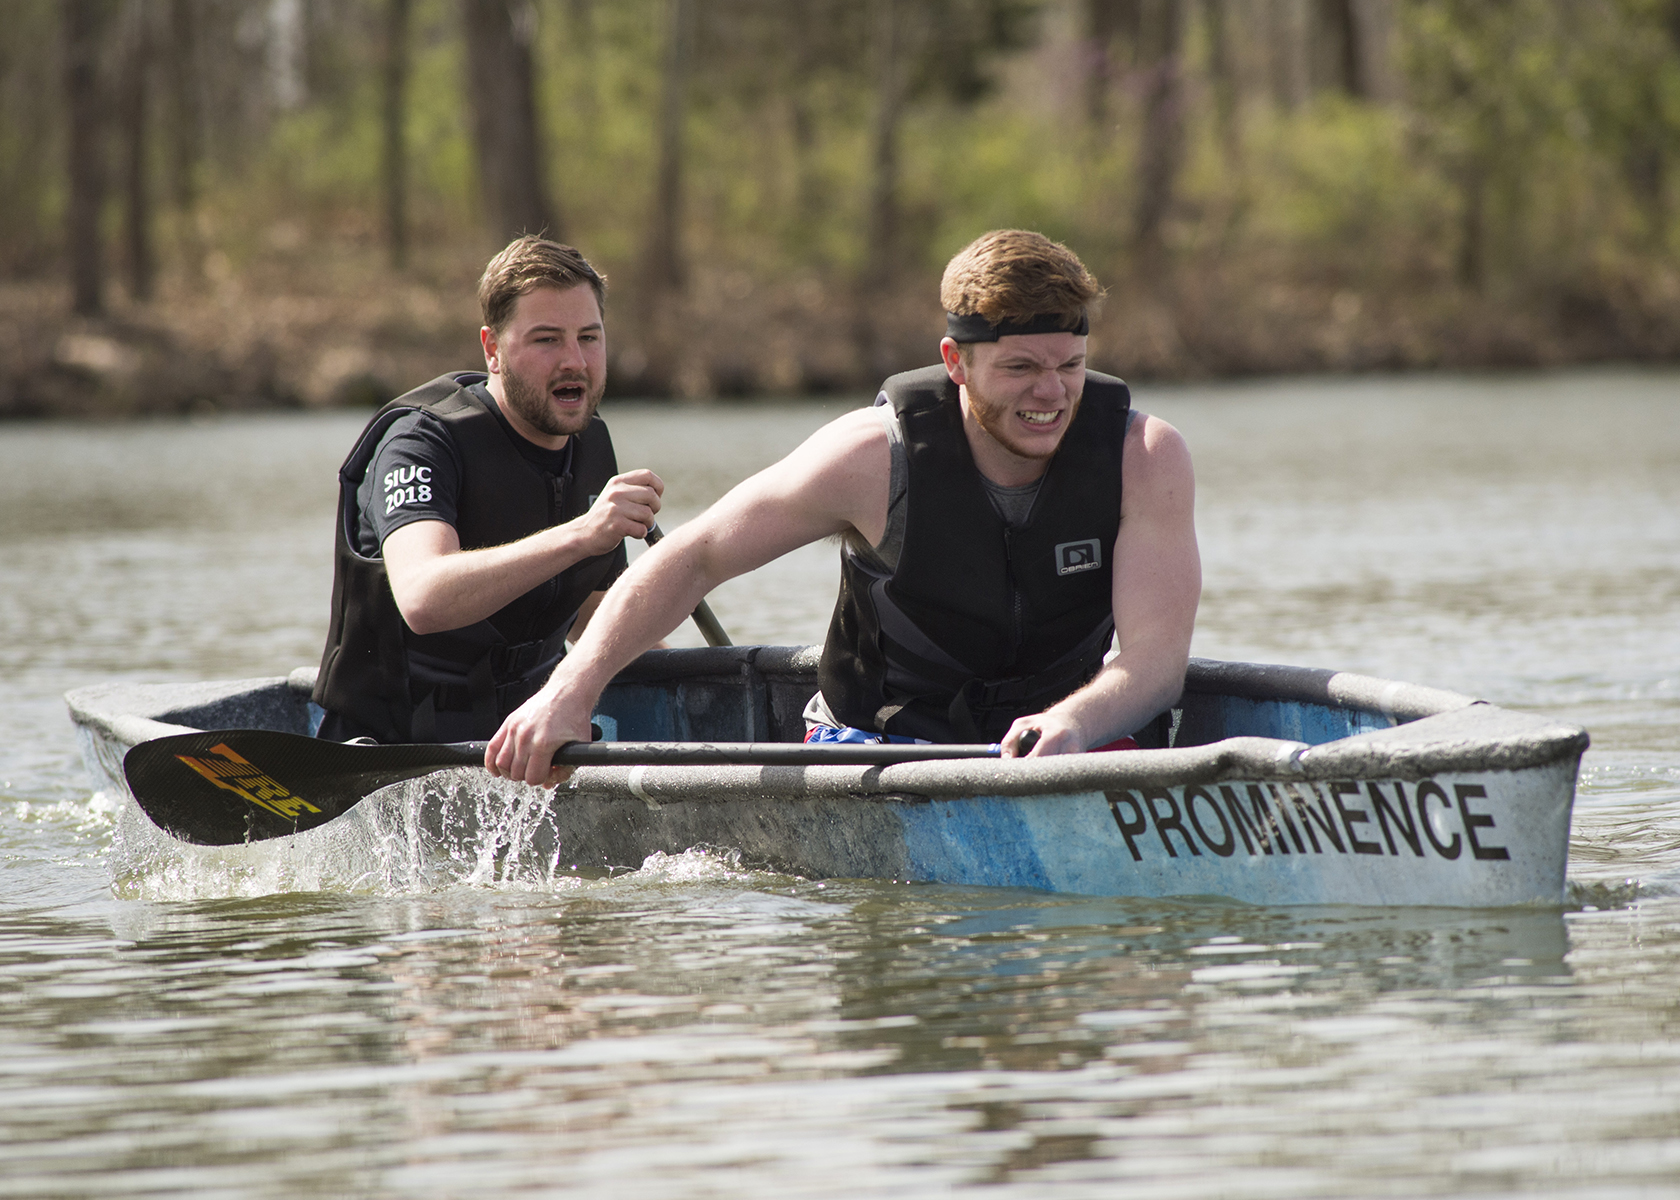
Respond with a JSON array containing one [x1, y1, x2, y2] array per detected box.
[[66, 646, 1588, 907]]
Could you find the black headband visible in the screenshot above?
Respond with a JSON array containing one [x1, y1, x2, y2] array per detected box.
[[944, 309, 1089, 342]]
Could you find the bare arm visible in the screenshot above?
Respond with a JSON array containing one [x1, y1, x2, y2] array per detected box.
[[566, 588, 608, 644], [1004, 413, 1200, 756], [568, 587, 671, 650], [487, 406, 891, 784], [382, 469, 663, 635]]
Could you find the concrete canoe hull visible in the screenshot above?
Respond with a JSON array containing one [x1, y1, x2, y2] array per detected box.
[[66, 647, 1587, 907]]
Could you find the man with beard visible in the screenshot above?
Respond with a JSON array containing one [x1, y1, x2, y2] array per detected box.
[[311, 236, 663, 744], [485, 229, 1201, 784]]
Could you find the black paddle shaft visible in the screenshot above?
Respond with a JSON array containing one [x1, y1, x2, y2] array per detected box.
[[123, 728, 1001, 846]]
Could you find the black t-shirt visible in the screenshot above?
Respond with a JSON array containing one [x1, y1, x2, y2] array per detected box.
[[354, 381, 579, 557]]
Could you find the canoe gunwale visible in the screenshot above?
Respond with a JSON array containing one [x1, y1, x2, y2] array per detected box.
[[579, 647, 1488, 727], [64, 652, 1589, 805], [1181, 658, 1481, 724], [556, 715, 1589, 806]]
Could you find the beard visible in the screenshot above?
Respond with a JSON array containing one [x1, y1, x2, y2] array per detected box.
[[501, 362, 604, 438], [966, 376, 1081, 461]]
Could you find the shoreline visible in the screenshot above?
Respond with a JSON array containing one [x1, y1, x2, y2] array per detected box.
[[6, 263, 1678, 420]]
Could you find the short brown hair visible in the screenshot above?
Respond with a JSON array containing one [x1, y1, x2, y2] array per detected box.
[[939, 230, 1102, 327], [478, 236, 608, 333]]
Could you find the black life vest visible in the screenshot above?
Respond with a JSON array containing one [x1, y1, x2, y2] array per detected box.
[[312, 372, 622, 743], [818, 364, 1130, 742]]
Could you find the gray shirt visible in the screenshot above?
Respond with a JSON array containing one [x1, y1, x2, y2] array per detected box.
[[852, 395, 1056, 571]]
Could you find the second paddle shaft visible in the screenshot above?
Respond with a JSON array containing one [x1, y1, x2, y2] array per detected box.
[[554, 740, 1001, 766], [426, 740, 1003, 766]]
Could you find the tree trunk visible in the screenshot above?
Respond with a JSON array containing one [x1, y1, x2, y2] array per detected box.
[[1457, 166, 1486, 292], [382, 0, 411, 270], [461, 0, 559, 244], [564, 0, 598, 129], [642, 0, 693, 304], [1346, 0, 1399, 102], [1204, 0, 1241, 159], [64, 0, 113, 317], [1083, 0, 1140, 128], [1310, 0, 1357, 95], [848, 0, 912, 382], [862, 0, 904, 291], [1268, 0, 1310, 110], [786, 2, 832, 251], [119, 0, 154, 302], [163, 0, 199, 213], [1132, 0, 1184, 263], [789, 89, 821, 244], [1625, 8, 1678, 245], [160, 0, 204, 278]]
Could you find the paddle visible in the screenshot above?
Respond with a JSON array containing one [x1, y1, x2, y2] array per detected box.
[[123, 728, 1002, 846], [644, 524, 731, 647]]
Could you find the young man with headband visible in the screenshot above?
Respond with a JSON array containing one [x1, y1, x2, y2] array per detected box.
[[485, 229, 1200, 783]]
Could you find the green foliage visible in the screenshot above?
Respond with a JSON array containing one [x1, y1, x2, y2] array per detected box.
[[5, 0, 1679, 376], [1559, 0, 1680, 254], [1243, 99, 1444, 266], [916, 106, 1101, 262], [904, 0, 1043, 104], [405, 4, 479, 237], [1401, 0, 1680, 290], [537, 0, 662, 264]]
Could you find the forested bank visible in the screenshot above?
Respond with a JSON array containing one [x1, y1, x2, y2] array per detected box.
[[4, 0, 1679, 417]]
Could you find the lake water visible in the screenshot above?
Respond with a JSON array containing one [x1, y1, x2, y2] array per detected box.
[[2, 369, 1678, 1197]]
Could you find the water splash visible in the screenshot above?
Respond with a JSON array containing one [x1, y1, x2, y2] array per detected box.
[[105, 770, 781, 903], [632, 845, 752, 884]]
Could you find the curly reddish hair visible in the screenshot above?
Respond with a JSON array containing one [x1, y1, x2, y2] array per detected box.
[[939, 230, 1102, 329]]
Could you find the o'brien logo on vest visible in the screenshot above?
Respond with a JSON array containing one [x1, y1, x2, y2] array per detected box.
[[1055, 539, 1103, 577]]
